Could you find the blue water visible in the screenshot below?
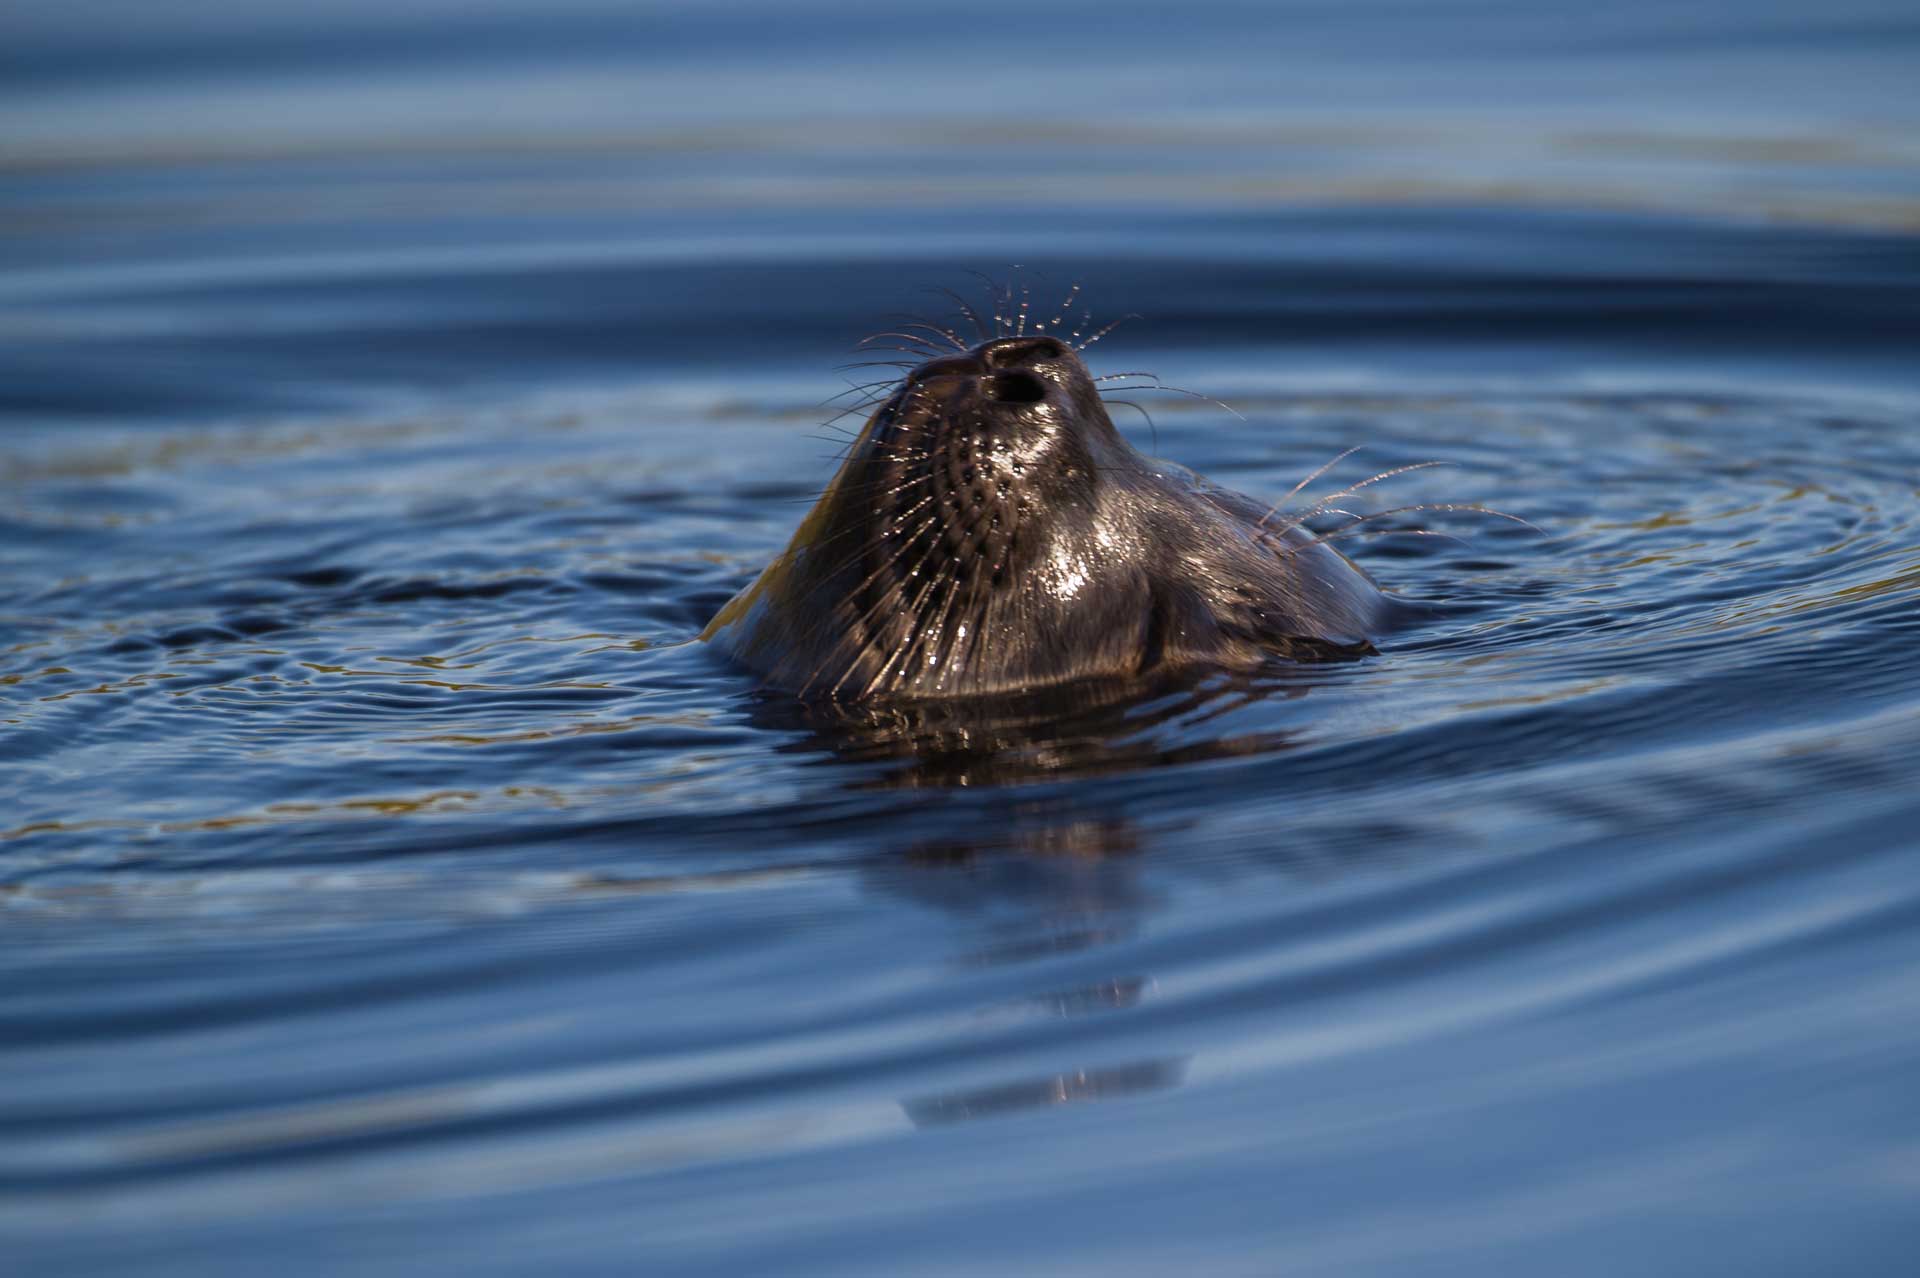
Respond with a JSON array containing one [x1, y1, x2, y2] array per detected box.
[[6, 3, 1920, 1273]]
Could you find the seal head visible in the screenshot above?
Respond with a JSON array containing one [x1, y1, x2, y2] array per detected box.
[[704, 334, 1392, 699]]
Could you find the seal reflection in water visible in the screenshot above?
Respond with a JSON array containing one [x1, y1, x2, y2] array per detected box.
[[704, 319, 1397, 700]]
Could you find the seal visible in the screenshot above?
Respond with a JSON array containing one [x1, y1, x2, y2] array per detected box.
[[703, 330, 1396, 700]]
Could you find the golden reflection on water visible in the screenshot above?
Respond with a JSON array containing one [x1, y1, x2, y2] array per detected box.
[[7, 118, 1920, 232], [0, 784, 576, 846], [905, 1058, 1189, 1127]]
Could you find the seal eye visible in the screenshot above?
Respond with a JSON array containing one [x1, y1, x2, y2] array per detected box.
[[987, 370, 1047, 405]]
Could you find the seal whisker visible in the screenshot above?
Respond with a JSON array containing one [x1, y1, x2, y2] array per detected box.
[[1041, 282, 1083, 335], [817, 398, 899, 429], [824, 425, 928, 466], [1291, 504, 1367, 526], [1077, 313, 1139, 351], [932, 285, 993, 342], [1302, 527, 1470, 552], [823, 376, 905, 404], [833, 359, 921, 373], [1274, 503, 1541, 559], [786, 483, 936, 578], [825, 412, 1011, 693], [832, 524, 955, 698], [906, 563, 969, 691], [889, 317, 970, 352], [781, 453, 930, 504], [857, 331, 950, 356], [1250, 446, 1369, 535], [793, 504, 948, 695], [922, 554, 984, 688], [962, 269, 1012, 338], [1104, 398, 1160, 453], [819, 394, 899, 432], [1265, 461, 1452, 537], [824, 434, 915, 465], [1093, 373, 1246, 421]]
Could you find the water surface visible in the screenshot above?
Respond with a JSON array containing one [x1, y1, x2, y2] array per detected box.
[[5, 3, 1920, 1274]]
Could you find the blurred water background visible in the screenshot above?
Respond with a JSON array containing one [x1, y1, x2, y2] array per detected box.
[[5, 2, 1920, 1273]]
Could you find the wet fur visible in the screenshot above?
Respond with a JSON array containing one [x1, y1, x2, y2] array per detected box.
[[705, 303, 1399, 700]]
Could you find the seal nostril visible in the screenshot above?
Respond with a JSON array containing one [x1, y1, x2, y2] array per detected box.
[[988, 370, 1047, 405]]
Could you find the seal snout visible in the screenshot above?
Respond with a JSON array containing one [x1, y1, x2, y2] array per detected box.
[[981, 337, 1069, 405], [911, 354, 981, 385], [980, 335, 1068, 366], [908, 337, 1074, 397]]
